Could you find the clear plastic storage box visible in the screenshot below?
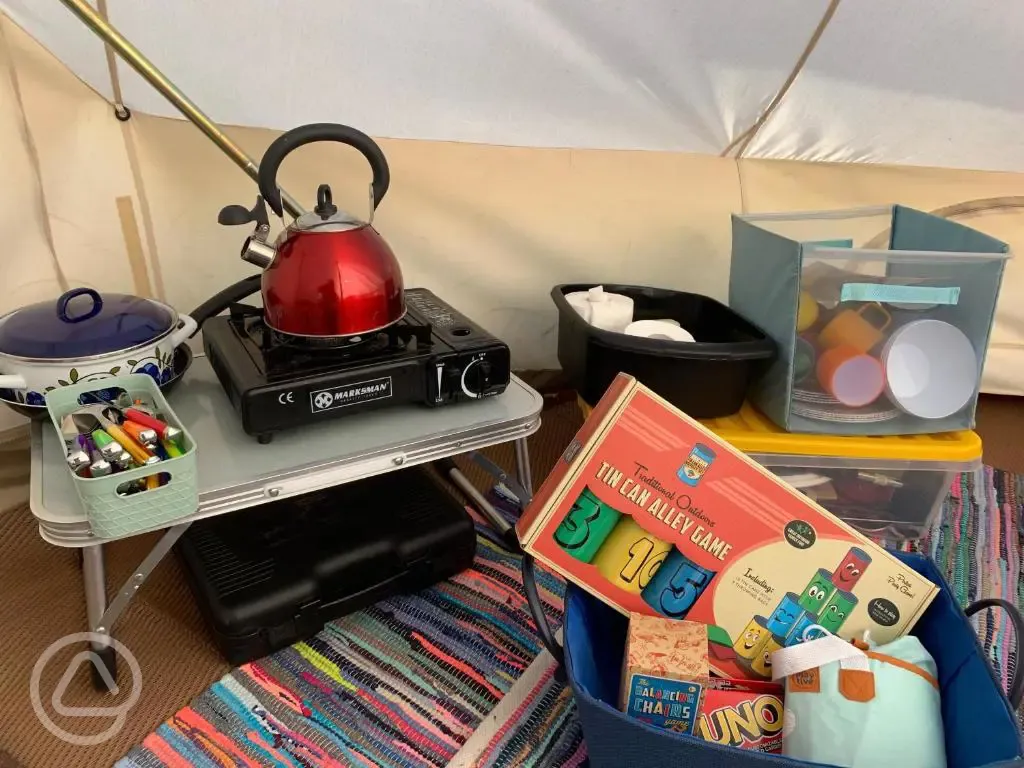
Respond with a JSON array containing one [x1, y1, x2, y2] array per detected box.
[[729, 205, 1010, 435], [576, 396, 981, 539], [701, 403, 982, 540]]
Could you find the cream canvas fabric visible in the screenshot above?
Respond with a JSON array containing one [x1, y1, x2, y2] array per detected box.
[[1, 4, 1023, 436]]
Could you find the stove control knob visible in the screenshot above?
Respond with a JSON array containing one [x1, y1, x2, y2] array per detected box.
[[478, 360, 493, 386], [460, 358, 492, 399]]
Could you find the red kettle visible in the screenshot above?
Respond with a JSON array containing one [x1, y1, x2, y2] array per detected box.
[[218, 123, 405, 339]]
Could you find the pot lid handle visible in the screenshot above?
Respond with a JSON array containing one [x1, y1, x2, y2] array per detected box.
[[257, 123, 390, 218], [57, 288, 103, 324]]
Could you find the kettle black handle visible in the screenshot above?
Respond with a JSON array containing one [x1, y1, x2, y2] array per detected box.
[[258, 123, 391, 218]]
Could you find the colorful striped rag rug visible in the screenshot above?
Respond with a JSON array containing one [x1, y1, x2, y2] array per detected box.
[[885, 465, 1023, 725], [117, 493, 584, 768], [119, 467, 1023, 766]]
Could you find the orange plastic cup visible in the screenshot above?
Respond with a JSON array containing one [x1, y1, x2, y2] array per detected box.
[[816, 345, 884, 407], [818, 302, 891, 353]]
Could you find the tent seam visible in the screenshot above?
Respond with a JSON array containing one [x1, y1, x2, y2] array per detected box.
[[95, 0, 166, 302], [721, 0, 842, 159], [118, 120, 167, 302], [96, 0, 127, 113], [862, 197, 1024, 249], [0, 19, 69, 293], [735, 159, 749, 214]]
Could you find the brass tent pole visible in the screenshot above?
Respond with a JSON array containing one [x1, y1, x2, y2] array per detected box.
[[58, 0, 305, 219]]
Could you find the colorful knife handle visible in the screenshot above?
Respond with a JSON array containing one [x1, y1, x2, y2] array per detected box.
[[66, 450, 90, 472], [89, 458, 113, 477], [160, 437, 183, 458], [90, 429, 122, 460], [105, 423, 159, 465], [121, 420, 158, 447], [125, 408, 170, 436]]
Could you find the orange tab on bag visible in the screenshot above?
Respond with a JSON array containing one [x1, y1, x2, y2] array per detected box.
[[788, 668, 820, 694], [838, 668, 876, 702]]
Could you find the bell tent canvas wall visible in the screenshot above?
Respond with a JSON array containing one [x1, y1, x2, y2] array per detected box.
[[1, 0, 1023, 437]]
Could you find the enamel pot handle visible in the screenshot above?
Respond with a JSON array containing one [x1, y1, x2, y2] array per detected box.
[[0, 375, 26, 390], [258, 123, 391, 218], [57, 288, 103, 323], [167, 315, 199, 349]]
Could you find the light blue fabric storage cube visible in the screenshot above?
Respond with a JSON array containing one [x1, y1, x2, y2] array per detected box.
[[728, 206, 1009, 435]]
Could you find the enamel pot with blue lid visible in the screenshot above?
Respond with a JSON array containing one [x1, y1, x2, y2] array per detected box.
[[0, 288, 197, 405]]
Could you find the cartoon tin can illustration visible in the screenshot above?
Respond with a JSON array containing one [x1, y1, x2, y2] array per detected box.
[[732, 616, 771, 662], [678, 443, 717, 487], [797, 568, 837, 614], [750, 634, 785, 678], [553, 486, 623, 563], [765, 592, 804, 637], [783, 610, 823, 647], [642, 547, 718, 619], [592, 517, 672, 595], [833, 546, 872, 590], [818, 588, 858, 633]]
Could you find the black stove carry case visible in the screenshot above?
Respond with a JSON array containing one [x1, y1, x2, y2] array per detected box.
[[177, 467, 477, 664]]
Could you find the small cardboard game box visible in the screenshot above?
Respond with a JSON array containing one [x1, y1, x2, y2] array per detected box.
[[621, 614, 785, 752], [517, 374, 939, 680], [621, 615, 708, 734], [695, 679, 785, 753]]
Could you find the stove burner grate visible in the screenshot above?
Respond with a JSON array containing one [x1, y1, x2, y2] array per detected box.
[[269, 328, 388, 351], [224, 303, 433, 379]]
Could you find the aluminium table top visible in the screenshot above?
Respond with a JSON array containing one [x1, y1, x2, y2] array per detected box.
[[30, 354, 543, 546]]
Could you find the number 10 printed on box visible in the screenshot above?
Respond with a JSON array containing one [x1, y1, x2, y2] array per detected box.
[[516, 375, 939, 680]]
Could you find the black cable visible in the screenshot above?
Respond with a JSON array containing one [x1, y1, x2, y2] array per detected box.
[[523, 553, 565, 681], [965, 598, 1024, 707], [432, 462, 567, 680], [188, 275, 262, 332]]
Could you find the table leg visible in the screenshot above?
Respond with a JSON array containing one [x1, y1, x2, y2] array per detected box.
[[81, 544, 116, 691], [79, 523, 193, 692], [94, 522, 191, 636], [513, 437, 534, 499], [82, 545, 107, 629]]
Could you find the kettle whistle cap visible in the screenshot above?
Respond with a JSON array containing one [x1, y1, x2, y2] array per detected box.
[[314, 184, 338, 220]]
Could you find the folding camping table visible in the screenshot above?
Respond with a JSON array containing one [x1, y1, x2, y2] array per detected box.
[[29, 353, 543, 689]]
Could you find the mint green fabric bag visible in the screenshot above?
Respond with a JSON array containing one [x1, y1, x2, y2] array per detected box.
[[774, 634, 945, 767]]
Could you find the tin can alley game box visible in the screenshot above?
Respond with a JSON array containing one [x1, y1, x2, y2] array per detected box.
[[517, 374, 939, 680]]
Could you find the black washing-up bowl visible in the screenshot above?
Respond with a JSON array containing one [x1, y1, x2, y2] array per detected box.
[[552, 284, 775, 418]]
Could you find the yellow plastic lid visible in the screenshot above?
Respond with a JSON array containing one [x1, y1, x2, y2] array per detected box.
[[577, 397, 982, 462], [701, 403, 981, 461]]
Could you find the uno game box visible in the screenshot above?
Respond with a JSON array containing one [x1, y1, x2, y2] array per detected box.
[[695, 679, 785, 753], [516, 374, 939, 680]]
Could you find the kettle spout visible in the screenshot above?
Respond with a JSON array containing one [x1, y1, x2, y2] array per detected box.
[[219, 195, 276, 269], [240, 234, 276, 269]]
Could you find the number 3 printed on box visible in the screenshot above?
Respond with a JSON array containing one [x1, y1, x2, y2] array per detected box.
[[553, 487, 623, 564]]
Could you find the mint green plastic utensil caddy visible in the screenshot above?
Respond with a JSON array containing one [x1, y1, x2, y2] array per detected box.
[[45, 374, 198, 539]]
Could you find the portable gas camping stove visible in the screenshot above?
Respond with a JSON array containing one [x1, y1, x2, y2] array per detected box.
[[203, 288, 512, 442]]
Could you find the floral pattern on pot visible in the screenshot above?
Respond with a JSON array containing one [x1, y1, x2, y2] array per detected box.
[[28, 346, 174, 405]]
